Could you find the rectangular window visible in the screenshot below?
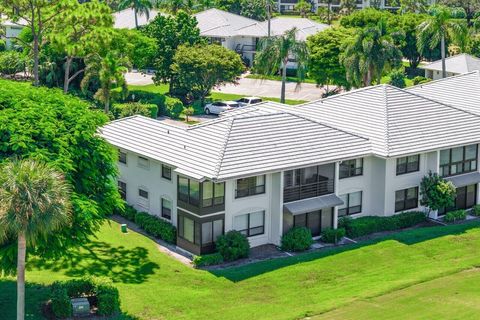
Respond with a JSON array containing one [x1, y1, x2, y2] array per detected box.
[[161, 198, 172, 220], [395, 187, 418, 212], [138, 188, 148, 199], [178, 212, 224, 247], [118, 181, 126, 200], [162, 165, 172, 180], [396, 154, 420, 175], [439, 145, 478, 177], [233, 211, 265, 237], [283, 164, 335, 202], [202, 181, 213, 207], [177, 177, 225, 208], [137, 188, 149, 209], [235, 175, 266, 198], [138, 156, 150, 169], [338, 191, 362, 216], [118, 150, 127, 164], [178, 177, 189, 202], [339, 158, 363, 179], [214, 183, 225, 205]]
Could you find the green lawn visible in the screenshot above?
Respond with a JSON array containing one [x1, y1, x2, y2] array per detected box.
[[2, 220, 480, 319]]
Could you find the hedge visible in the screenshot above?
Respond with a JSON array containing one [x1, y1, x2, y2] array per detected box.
[[0, 51, 25, 75], [165, 96, 184, 119], [444, 210, 467, 223], [126, 90, 165, 116], [193, 252, 224, 268], [135, 211, 177, 244], [339, 211, 427, 238], [50, 276, 120, 318], [321, 227, 346, 244], [112, 102, 158, 119], [281, 227, 313, 252], [473, 205, 480, 216], [216, 231, 250, 261]]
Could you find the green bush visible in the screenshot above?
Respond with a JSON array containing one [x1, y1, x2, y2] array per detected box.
[[444, 210, 467, 223], [193, 252, 224, 267], [473, 205, 480, 216], [321, 227, 346, 244], [0, 40, 5, 52], [127, 90, 166, 116], [112, 102, 158, 119], [413, 76, 431, 85], [115, 204, 137, 221], [281, 227, 313, 252], [388, 69, 406, 88], [0, 51, 25, 75], [165, 96, 184, 119], [50, 277, 120, 318], [135, 212, 177, 244], [216, 231, 250, 261], [341, 211, 427, 238]]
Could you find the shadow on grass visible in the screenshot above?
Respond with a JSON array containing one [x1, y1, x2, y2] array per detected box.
[[28, 240, 159, 284], [212, 220, 480, 282]]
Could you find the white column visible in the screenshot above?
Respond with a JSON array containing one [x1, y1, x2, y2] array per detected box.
[[334, 162, 340, 229]]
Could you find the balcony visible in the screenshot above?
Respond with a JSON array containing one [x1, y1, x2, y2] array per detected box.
[[283, 180, 334, 203]]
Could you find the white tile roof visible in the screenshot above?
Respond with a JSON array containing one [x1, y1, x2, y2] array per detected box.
[[421, 53, 480, 74], [100, 111, 371, 181], [407, 71, 480, 115], [261, 17, 329, 41], [113, 8, 160, 29]]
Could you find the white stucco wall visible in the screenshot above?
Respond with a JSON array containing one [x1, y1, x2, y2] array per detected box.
[[5, 25, 23, 49]]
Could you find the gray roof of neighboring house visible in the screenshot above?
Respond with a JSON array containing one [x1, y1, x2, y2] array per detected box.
[[113, 8, 160, 29], [221, 84, 480, 157], [407, 71, 480, 115], [99, 111, 371, 181], [421, 53, 480, 74], [261, 17, 329, 41], [1, 15, 26, 27]]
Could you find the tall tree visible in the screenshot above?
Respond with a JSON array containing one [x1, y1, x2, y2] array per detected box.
[[398, 0, 427, 14], [157, 0, 193, 14], [0, 158, 71, 320], [417, 5, 468, 78], [49, 0, 113, 93], [143, 11, 205, 94], [307, 27, 353, 92], [172, 44, 244, 105], [119, 0, 153, 28], [0, 0, 77, 86], [439, 0, 480, 25], [254, 28, 308, 103], [296, 0, 311, 18], [341, 20, 402, 87]]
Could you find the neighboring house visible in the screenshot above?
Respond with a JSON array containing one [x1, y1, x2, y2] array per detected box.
[[113, 8, 160, 29], [100, 78, 480, 255], [194, 8, 329, 65], [279, 0, 435, 13], [1, 16, 26, 49], [421, 53, 480, 80]]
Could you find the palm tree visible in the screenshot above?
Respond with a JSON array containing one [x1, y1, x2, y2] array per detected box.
[[417, 5, 467, 79], [119, 0, 153, 29], [341, 20, 402, 87], [157, 0, 192, 14], [82, 52, 130, 113], [254, 28, 308, 103], [0, 159, 71, 320]]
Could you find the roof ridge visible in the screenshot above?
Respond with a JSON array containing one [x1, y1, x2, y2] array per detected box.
[[382, 85, 391, 155], [212, 118, 235, 179], [298, 85, 385, 106]]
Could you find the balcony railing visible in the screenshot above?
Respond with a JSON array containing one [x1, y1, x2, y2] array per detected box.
[[283, 180, 334, 203]]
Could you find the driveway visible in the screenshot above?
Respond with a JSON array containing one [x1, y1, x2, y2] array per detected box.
[[125, 72, 154, 85]]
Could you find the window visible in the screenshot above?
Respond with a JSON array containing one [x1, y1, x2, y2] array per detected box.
[[201, 220, 224, 245], [161, 198, 172, 220], [236, 175, 266, 198], [118, 181, 126, 200], [138, 188, 149, 209], [395, 187, 418, 212], [440, 145, 478, 177], [177, 177, 225, 208], [396, 155, 420, 175], [138, 156, 150, 169], [233, 211, 265, 237], [178, 212, 223, 247], [339, 158, 363, 179], [139, 188, 148, 199], [118, 150, 127, 164], [162, 165, 172, 180], [338, 191, 362, 216], [283, 164, 335, 202]]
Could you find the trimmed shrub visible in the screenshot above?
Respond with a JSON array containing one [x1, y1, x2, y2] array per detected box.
[[216, 231, 250, 261], [388, 70, 406, 88], [321, 227, 346, 244], [0, 51, 25, 75], [94, 278, 121, 316], [112, 102, 158, 119], [135, 212, 177, 244], [127, 90, 166, 116], [412, 76, 431, 85], [444, 210, 467, 223], [116, 204, 137, 221], [342, 211, 427, 238], [473, 205, 480, 216], [193, 252, 224, 267], [281, 227, 313, 252], [50, 285, 72, 318], [0, 40, 5, 52], [165, 96, 184, 119]]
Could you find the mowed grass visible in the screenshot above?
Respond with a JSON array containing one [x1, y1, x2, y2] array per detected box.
[[2, 220, 480, 319]]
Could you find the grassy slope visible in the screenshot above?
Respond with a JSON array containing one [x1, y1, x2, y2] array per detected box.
[[2, 221, 480, 320]]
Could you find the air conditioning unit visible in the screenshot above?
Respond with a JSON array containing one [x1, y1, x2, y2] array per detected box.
[[71, 297, 90, 317]]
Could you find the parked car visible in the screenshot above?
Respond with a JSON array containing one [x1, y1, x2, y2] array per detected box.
[[237, 97, 263, 106], [204, 101, 240, 115]]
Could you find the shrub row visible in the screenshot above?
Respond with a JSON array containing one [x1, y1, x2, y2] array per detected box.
[[339, 211, 427, 238], [281, 227, 313, 252], [193, 252, 224, 267], [50, 276, 120, 318], [321, 227, 346, 244], [473, 205, 480, 216], [193, 231, 250, 268], [123, 90, 183, 118], [444, 210, 467, 223], [115, 204, 176, 244], [112, 102, 158, 119]]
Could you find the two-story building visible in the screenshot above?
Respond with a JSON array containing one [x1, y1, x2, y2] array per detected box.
[[100, 77, 480, 255]]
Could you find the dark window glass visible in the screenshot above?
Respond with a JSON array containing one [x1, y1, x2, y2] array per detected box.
[[338, 191, 362, 216], [162, 165, 172, 180], [339, 158, 363, 179], [395, 187, 418, 212], [118, 150, 127, 164], [178, 177, 189, 202], [177, 177, 224, 207], [118, 181, 126, 200], [396, 155, 419, 175], [138, 189, 148, 199], [439, 145, 478, 177], [236, 175, 266, 198], [161, 198, 172, 220], [233, 211, 265, 237], [283, 164, 335, 202]]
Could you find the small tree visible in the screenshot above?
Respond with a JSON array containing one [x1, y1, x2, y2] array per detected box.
[[296, 0, 311, 18], [420, 171, 456, 216], [183, 106, 194, 123], [388, 69, 406, 88]]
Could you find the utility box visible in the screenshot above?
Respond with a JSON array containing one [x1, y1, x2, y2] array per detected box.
[[121, 223, 128, 233], [71, 297, 90, 317]]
